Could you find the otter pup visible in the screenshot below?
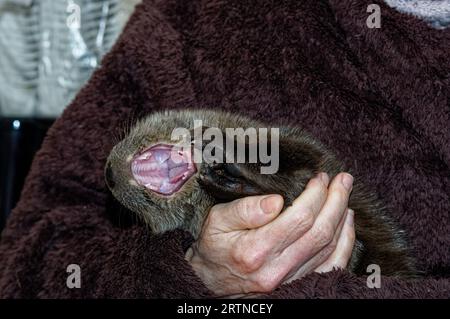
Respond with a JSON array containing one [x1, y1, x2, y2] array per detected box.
[[105, 109, 417, 277]]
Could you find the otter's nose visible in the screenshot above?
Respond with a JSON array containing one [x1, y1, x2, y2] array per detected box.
[[105, 161, 116, 189]]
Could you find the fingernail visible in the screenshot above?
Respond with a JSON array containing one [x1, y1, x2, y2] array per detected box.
[[341, 173, 354, 191], [318, 172, 329, 185], [260, 195, 282, 214], [346, 209, 354, 225]]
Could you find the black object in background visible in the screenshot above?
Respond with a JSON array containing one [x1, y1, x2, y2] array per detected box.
[[0, 117, 54, 232]]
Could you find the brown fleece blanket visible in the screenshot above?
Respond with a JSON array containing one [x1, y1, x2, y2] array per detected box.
[[0, 0, 449, 298]]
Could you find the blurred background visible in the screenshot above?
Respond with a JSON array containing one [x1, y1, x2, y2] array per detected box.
[[0, 0, 449, 233], [0, 0, 141, 231]]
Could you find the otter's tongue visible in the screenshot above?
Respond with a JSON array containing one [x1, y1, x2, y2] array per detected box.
[[131, 144, 196, 195]]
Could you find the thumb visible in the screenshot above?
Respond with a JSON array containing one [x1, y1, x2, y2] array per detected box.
[[212, 194, 284, 232]]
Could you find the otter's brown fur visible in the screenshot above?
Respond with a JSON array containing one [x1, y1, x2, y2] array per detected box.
[[105, 109, 417, 277]]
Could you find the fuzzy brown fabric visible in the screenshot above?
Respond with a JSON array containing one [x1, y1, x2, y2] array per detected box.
[[0, 0, 449, 298]]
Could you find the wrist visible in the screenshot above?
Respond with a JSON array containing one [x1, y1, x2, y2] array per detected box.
[[185, 244, 228, 296], [185, 245, 213, 285]]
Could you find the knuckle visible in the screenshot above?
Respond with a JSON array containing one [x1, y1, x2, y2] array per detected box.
[[327, 237, 338, 252], [231, 245, 264, 273], [234, 198, 247, 213], [305, 181, 327, 202], [310, 176, 327, 194], [319, 244, 336, 260], [301, 207, 315, 229], [312, 222, 334, 247], [230, 243, 244, 263], [234, 199, 252, 224], [316, 179, 328, 194], [296, 206, 315, 230], [332, 186, 349, 201], [317, 187, 327, 202], [307, 177, 322, 189]]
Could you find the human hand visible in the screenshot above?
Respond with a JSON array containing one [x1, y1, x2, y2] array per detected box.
[[185, 173, 356, 297]]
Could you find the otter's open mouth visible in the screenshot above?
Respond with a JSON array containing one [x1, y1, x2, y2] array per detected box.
[[131, 143, 196, 195]]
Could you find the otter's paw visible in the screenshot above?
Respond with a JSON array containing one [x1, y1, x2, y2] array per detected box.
[[198, 163, 264, 201]]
